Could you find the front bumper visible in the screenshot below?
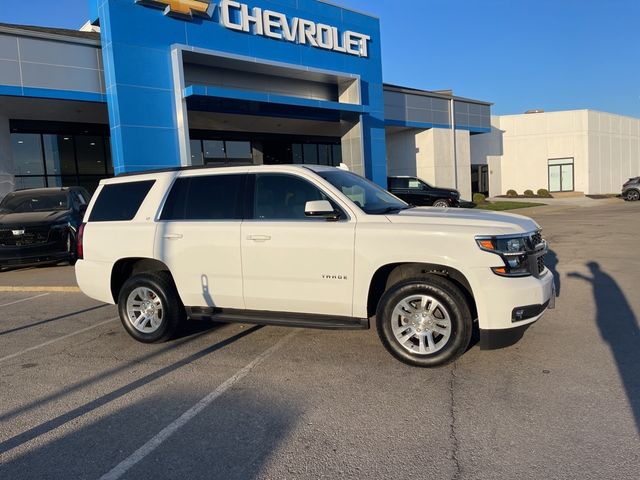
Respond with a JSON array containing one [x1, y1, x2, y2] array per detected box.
[[0, 241, 71, 267], [480, 271, 556, 350]]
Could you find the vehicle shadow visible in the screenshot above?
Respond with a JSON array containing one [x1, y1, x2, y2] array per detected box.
[[0, 389, 299, 480], [569, 262, 639, 433]]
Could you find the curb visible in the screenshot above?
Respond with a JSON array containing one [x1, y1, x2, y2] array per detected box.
[[0, 286, 82, 293]]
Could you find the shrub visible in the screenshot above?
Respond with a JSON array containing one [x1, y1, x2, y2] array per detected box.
[[506, 189, 518, 197], [473, 193, 486, 205], [537, 188, 552, 198], [523, 189, 535, 197]]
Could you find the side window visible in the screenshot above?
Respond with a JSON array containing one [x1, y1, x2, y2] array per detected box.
[[388, 178, 408, 189], [89, 180, 155, 222], [161, 174, 245, 221], [408, 179, 422, 189], [253, 174, 332, 220]]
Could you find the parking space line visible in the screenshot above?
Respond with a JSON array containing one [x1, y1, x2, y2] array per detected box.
[[0, 293, 50, 308], [0, 317, 119, 363], [98, 330, 297, 480], [0, 286, 81, 293]]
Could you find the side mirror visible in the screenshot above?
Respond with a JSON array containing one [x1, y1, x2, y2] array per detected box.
[[305, 200, 340, 220]]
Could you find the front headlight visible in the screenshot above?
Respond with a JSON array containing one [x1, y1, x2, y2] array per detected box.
[[476, 235, 531, 277]]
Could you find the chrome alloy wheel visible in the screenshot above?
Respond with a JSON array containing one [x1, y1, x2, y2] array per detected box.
[[126, 287, 164, 334], [391, 294, 452, 355]]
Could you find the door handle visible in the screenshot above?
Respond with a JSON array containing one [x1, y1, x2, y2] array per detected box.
[[247, 235, 272, 242], [163, 234, 183, 240]]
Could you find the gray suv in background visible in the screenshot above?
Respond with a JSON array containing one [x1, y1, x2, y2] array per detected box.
[[622, 177, 640, 201]]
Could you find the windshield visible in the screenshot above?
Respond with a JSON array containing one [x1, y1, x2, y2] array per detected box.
[[0, 191, 69, 214], [317, 170, 409, 215]]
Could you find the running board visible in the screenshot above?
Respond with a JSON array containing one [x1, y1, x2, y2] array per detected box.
[[186, 307, 369, 330]]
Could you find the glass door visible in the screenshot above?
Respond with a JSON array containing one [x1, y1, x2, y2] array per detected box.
[[548, 158, 574, 192]]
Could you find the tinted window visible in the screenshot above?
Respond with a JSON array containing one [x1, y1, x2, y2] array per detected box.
[[388, 178, 408, 189], [0, 191, 69, 213], [89, 181, 155, 222], [253, 174, 332, 220], [161, 174, 245, 221]]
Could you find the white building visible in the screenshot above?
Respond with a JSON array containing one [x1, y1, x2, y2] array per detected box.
[[472, 110, 640, 196]]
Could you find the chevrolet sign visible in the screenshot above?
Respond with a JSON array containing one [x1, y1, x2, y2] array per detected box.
[[136, 0, 371, 58]]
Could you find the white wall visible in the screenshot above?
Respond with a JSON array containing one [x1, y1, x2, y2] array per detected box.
[[385, 127, 472, 199], [587, 111, 640, 194], [491, 110, 640, 195], [493, 111, 590, 195]]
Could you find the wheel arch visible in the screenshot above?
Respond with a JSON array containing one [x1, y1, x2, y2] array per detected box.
[[366, 263, 477, 320], [110, 257, 172, 303]]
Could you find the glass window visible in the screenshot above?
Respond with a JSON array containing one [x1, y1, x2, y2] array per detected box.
[[332, 145, 342, 167], [190, 140, 203, 166], [43, 135, 76, 176], [303, 144, 318, 165], [253, 174, 329, 220], [0, 190, 69, 213], [14, 176, 46, 191], [12, 134, 44, 175], [161, 174, 245, 221], [225, 141, 252, 161], [76, 136, 107, 175], [203, 140, 225, 163], [292, 144, 303, 164], [318, 144, 331, 166], [105, 140, 113, 175], [408, 180, 422, 189], [89, 181, 155, 222], [388, 178, 408, 189], [317, 170, 408, 215]]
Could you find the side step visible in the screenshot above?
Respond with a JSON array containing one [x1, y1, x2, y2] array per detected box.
[[186, 307, 369, 331]]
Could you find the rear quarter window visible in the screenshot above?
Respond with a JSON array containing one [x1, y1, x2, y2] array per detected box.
[[88, 180, 155, 222]]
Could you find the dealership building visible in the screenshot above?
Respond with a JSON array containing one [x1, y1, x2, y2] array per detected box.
[[0, 0, 493, 201], [471, 110, 640, 196]]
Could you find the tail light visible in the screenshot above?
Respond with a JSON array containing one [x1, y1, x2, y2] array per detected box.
[[77, 223, 86, 260]]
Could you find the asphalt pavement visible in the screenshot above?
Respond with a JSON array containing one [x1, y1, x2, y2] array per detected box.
[[0, 201, 638, 479]]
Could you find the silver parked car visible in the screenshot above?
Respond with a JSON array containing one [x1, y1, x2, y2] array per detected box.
[[622, 177, 640, 201]]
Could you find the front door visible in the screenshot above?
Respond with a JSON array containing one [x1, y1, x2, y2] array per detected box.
[[548, 158, 574, 192], [241, 173, 356, 317]]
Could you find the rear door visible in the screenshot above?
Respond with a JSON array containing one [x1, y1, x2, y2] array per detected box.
[[241, 172, 356, 317], [156, 172, 246, 309]]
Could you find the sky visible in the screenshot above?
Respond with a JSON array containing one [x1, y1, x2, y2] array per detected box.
[[0, 0, 638, 117]]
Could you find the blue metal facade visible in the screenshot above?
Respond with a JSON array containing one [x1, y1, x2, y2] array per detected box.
[[92, 0, 387, 184]]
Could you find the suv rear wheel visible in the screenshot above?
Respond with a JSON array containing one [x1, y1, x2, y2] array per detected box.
[[117, 272, 184, 343], [376, 276, 472, 367]]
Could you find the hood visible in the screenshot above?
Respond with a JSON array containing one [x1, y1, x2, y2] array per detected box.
[[386, 207, 539, 235], [431, 187, 459, 197], [0, 210, 70, 227]]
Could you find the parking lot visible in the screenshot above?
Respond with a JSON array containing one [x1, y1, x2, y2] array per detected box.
[[0, 201, 638, 480]]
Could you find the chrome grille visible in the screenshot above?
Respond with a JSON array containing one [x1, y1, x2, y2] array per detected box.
[[0, 226, 50, 247]]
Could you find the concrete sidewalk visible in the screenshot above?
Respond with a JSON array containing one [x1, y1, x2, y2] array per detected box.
[[488, 195, 623, 208], [0, 264, 79, 291]]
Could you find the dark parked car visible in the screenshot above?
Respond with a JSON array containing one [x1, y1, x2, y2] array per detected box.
[[622, 176, 639, 201], [0, 187, 90, 268], [388, 176, 461, 208]]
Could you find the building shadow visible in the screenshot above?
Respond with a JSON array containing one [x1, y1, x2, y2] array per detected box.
[[0, 389, 299, 480], [0, 326, 262, 451], [569, 262, 639, 432]]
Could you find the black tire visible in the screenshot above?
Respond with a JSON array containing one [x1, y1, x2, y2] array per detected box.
[[625, 189, 639, 202], [67, 231, 77, 266], [432, 199, 450, 208], [117, 272, 185, 343], [376, 275, 472, 367]]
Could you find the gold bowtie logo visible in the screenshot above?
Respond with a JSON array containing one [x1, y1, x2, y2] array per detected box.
[[135, 0, 214, 19]]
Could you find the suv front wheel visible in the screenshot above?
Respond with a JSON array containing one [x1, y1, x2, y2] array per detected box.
[[376, 276, 472, 367], [117, 272, 184, 343], [625, 189, 639, 201]]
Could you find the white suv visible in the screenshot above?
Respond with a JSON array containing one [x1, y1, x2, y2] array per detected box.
[[76, 165, 555, 367]]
